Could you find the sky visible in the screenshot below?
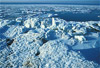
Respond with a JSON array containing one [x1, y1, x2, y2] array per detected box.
[[0, 0, 100, 5]]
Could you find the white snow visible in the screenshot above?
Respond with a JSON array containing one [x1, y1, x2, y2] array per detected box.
[[74, 35, 86, 42], [39, 39, 100, 68]]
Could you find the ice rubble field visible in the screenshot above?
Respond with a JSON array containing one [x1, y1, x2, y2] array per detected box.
[[0, 5, 100, 68]]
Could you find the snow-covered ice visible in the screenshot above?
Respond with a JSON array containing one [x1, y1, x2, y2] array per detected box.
[[39, 39, 100, 68], [0, 5, 100, 68]]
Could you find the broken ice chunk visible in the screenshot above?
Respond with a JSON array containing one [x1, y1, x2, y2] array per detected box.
[[74, 35, 86, 43], [4, 25, 25, 38]]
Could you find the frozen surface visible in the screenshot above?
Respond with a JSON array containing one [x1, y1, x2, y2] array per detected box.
[[39, 39, 99, 68], [0, 4, 100, 68]]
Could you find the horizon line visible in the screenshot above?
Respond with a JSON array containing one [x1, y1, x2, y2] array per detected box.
[[0, 2, 100, 5]]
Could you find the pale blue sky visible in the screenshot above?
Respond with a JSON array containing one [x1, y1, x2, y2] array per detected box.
[[0, 0, 100, 4], [0, 0, 99, 2]]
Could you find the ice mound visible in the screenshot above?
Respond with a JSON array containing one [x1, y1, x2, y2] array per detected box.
[[45, 30, 63, 40], [39, 39, 100, 68], [0, 18, 100, 68], [4, 25, 25, 38], [23, 18, 40, 28], [26, 18, 100, 50], [41, 18, 52, 28]]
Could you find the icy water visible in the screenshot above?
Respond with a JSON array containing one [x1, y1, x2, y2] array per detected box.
[[47, 9, 100, 21], [57, 11, 100, 21]]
